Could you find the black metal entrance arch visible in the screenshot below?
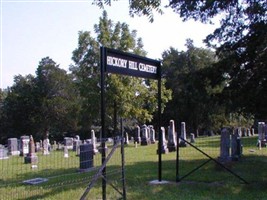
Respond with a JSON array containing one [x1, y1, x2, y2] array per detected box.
[[100, 46, 163, 199]]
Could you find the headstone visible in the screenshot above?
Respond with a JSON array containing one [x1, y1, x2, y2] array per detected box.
[[190, 133, 195, 143], [257, 122, 266, 147], [64, 145, 69, 158], [91, 130, 99, 154], [35, 142, 41, 152], [157, 127, 169, 154], [124, 132, 129, 145], [231, 128, 242, 161], [242, 128, 247, 137], [24, 135, 38, 168], [134, 125, 141, 144], [73, 135, 81, 155], [247, 128, 251, 137], [141, 124, 151, 145], [64, 137, 73, 149], [149, 125, 156, 144], [20, 136, 30, 156], [179, 122, 187, 147], [167, 120, 177, 152], [219, 127, 231, 162], [79, 143, 94, 171], [251, 128, 255, 136], [0, 145, 8, 160], [43, 138, 50, 155], [8, 138, 20, 156]]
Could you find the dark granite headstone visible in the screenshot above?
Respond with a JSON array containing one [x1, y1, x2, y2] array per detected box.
[[79, 144, 94, 171]]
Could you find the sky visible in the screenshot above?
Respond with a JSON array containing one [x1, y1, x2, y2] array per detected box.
[[0, 0, 220, 89]]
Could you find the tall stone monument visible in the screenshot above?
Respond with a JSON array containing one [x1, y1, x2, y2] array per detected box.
[[179, 122, 187, 147], [167, 120, 177, 152], [25, 135, 38, 168], [134, 125, 141, 144], [157, 127, 169, 154]]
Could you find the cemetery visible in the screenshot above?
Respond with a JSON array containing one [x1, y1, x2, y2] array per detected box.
[[1, 121, 267, 199]]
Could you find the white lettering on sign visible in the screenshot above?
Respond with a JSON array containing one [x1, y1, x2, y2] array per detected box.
[[129, 61, 138, 70], [138, 63, 157, 74], [107, 56, 127, 68]]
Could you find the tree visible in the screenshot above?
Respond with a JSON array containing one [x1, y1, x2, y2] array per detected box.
[[1, 57, 80, 141], [35, 57, 80, 139], [95, 0, 267, 119], [162, 40, 226, 134], [71, 11, 171, 135], [1, 75, 39, 139]]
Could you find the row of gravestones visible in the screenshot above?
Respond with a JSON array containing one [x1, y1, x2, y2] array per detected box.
[[0, 131, 100, 171], [133, 124, 156, 145]]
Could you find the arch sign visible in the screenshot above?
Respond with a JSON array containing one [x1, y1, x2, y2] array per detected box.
[[100, 47, 163, 191]]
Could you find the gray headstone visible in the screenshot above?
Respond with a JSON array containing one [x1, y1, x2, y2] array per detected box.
[[190, 133, 195, 143], [43, 138, 50, 155], [24, 135, 38, 167], [20, 136, 30, 156], [258, 122, 266, 147], [157, 127, 169, 154], [0, 146, 8, 160], [64, 137, 73, 149], [91, 130, 99, 154], [167, 120, 177, 152], [8, 138, 20, 156], [179, 122, 187, 147], [219, 127, 231, 162], [149, 125, 156, 144], [141, 124, 151, 145], [231, 128, 242, 161], [134, 125, 141, 144]]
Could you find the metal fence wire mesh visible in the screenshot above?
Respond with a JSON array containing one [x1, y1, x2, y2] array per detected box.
[[0, 137, 124, 200]]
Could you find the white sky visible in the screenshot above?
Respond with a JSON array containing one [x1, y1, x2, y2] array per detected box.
[[0, 0, 220, 89]]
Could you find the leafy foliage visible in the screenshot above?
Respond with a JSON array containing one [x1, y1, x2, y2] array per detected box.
[[71, 11, 171, 134]]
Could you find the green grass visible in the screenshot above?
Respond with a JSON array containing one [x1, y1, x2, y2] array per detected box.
[[1, 136, 267, 199]]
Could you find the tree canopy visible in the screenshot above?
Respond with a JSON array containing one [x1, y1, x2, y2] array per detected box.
[[96, 0, 267, 119]]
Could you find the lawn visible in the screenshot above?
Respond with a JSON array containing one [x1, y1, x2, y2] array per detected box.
[[1, 135, 267, 199]]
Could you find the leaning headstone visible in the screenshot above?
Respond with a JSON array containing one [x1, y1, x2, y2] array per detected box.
[[24, 135, 38, 168], [179, 122, 187, 147], [8, 138, 20, 156], [20, 136, 30, 156], [257, 122, 266, 147], [141, 124, 150, 145], [190, 133, 195, 143], [149, 125, 156, 144], [134, 125, 141, 144], [219, 127, 231, 162], [0, 145, 8, 160], [167, 120, 177, 152], [157, 127, 169, 154], [79, 143, 94, 172]]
